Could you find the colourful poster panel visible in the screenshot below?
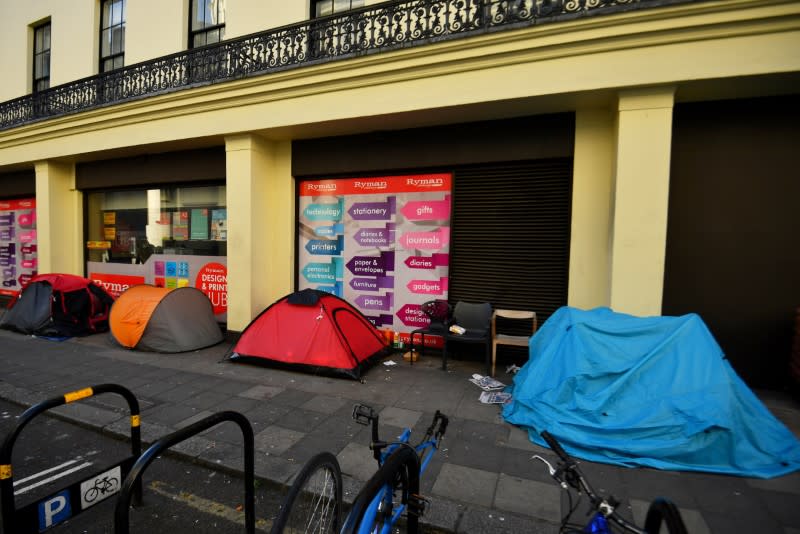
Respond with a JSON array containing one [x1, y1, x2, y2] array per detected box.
[[87, 255, 227, 321], [298, 174, 451, 343], [0, 198, 37, 298]]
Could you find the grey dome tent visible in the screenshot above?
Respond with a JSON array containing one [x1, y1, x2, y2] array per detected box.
[[109, 285, 223, 352]]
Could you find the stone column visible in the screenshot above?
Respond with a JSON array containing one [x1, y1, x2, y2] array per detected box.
[[34, 160, 82, 275], [225, 134, 294, 331], [609, 86, 676, 316], [569, 108, 615, 309]]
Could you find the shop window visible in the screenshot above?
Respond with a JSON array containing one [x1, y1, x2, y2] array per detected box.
[[190, 0, 226, 48], [100, 0, 126, 72], [85, 185, 228, 319], [0, 198, 37, 304], [33, 22, 51, 92]]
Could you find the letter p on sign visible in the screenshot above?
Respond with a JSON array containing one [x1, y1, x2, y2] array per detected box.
[[38, 490, 72, 530]]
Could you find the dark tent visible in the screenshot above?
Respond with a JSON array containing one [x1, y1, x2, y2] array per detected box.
[[110, 285, 223, 353], [229, 289, 389, 379], [502, 306, 800, 478], [0, 273, 114, 337]]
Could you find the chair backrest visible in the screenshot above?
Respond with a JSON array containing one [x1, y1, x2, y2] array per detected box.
[[492, 308, 537, 337], [453, 301, 492, 329]]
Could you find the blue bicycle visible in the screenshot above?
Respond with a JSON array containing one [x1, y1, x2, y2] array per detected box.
[[535, 430, 688, 534], [341, 404, 448, 534]]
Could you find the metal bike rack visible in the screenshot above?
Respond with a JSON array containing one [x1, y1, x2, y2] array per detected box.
[[113, 410, 255, 534], [0, 383, 142, 533]]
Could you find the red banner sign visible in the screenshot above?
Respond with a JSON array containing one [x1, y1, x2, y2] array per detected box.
[[89, 273, 146, 298], [195, 262, 227, 315]]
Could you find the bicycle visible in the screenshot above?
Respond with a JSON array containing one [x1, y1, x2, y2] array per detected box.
[[534, 430, 688, 534], [340, 404, 449, 534], [269, 451, 343, 534]]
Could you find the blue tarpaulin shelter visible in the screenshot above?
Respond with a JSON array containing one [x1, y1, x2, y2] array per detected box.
[[502, 307, 800, 478]]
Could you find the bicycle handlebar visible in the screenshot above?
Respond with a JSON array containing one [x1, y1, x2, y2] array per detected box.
[[540, 431, 646, 534], [540, 430, 570, 462], [422, 410, 448, 445], [540, 431, 596, 499]]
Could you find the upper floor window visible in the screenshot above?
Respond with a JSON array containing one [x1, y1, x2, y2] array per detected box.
[[312, 0, 365, 18], [33, 22, 51, 92], [100, 0, 126, 72], [190, 0, 225, 48]]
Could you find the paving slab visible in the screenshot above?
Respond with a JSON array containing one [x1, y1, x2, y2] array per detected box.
[[253, 425, 305, 456], [432, 463, 497, 508], [337, 442, 378, 482], [378, 405, 422, 429], [238, 384, 285, 400], [494, 473, 559, 520], [300, 394, 348, 415]]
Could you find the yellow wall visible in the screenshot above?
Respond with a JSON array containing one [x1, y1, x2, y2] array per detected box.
[[2, 2, 796, 167], [126, 1, 187, 64], [0, 0, 97, 101], [0, 0, 313, 100], [227, 0, 307, 39], [569, 108, 615, 310]]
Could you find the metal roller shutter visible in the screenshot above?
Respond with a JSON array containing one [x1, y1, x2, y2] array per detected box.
[[449, 159, 572, 324]]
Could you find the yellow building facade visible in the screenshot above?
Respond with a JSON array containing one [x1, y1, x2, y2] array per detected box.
[[0, 0, 798, 388]]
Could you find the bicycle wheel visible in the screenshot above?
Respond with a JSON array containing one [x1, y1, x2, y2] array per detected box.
[[644, 498, 688, 534], [83, 486, 99, 503], [106, 476, 120, 493], [271, 451, 343, 534]]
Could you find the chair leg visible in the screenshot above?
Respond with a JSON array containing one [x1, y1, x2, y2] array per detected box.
[[491, 342, 497, 377], [409, 332, 415, 367]]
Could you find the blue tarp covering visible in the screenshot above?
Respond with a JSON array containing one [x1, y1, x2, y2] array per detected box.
[[502, 307, 800, 478]]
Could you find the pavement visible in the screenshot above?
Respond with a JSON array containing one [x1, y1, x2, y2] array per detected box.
[[1, 327, 799, 533]]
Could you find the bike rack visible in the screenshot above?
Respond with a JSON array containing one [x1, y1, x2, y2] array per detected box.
[[0, 383, 142, 533], [114, 410, 255, 534]]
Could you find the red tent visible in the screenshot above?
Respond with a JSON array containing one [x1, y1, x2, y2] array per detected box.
[[229, 289, 389, 379]]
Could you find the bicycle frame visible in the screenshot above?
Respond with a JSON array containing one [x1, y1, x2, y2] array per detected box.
[[347, 404, 448, 534], [359, 431, 441, 534]]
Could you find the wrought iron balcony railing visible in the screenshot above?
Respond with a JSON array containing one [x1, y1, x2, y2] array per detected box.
[[0, 0, 693, 132]]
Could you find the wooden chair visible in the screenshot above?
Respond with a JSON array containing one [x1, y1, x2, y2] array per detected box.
[[491, 309, 537, 376]]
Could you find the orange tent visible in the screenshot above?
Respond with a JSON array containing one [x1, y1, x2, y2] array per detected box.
[[110, 285, 223, 352]]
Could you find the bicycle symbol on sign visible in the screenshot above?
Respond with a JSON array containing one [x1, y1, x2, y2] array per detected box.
[[83, 475, 120, 503]]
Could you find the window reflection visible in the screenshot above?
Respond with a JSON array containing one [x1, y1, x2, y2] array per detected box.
[[85, 185, 227, 266]]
